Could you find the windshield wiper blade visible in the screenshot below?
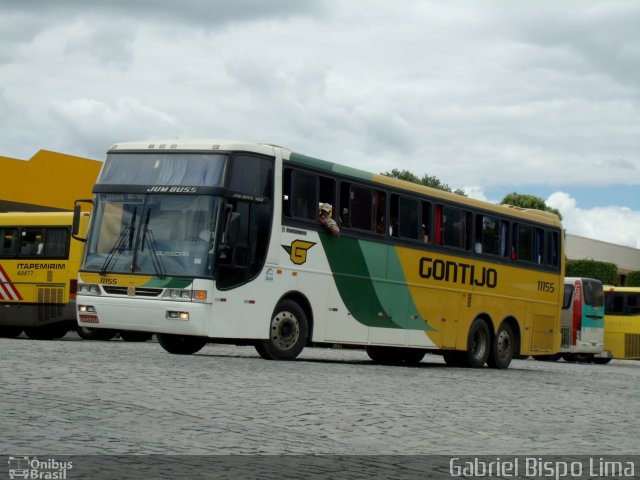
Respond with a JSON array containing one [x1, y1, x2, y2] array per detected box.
[[142, 227, 166, 279], [139, 207, 166, 279], [99, 226, 130, 275], [100, 208, 137, 275]]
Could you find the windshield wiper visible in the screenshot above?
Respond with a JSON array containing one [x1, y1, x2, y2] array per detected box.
[[100, 208, 136, 275], [139, 208, 166, 279]]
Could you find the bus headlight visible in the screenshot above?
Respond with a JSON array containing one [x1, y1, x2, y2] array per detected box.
[[78, 283, 101, 295], [164, 289, 208, 302]]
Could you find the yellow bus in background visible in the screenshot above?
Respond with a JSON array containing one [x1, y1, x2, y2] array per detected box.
[[0, 211, 151, 341], [0, 212, 88, 339], [599, 286, 640, 363]]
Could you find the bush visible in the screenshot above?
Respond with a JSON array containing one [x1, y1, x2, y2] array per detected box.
[[627, 271, 640, 287], [566, 259, 618, 285]]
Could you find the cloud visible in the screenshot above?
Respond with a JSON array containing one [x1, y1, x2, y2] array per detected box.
[[0, 0, 638, 234], [547, 191, 640, 249], [48, 97, 179, 158]]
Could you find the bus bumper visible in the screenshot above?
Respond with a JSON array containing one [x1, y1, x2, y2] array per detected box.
[[76, 296, 211, 337]]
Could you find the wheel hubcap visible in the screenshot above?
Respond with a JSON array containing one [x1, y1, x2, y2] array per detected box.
[[271, 311, 299, 350]]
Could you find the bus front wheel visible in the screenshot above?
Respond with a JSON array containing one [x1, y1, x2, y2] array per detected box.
[[256, 300, 308, 360], [487, 323, 515, 369], [157, 333, 207, 355]]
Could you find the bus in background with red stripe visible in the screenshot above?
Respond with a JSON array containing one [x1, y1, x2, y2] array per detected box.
[[0, 211, 88, 339], [535, 277, 605, 362], [0, 211, 153, 341]]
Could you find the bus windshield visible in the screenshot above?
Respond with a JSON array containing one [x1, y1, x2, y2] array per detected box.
[[582, 279, 604, 308], [100, 152, 227, 186], [83, 193, 224, 278]]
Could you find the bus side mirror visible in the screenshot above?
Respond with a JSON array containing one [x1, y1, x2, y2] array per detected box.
[[72, 199, 94, 242]]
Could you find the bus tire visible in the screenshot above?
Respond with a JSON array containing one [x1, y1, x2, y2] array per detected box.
[[575, 354, 593, 363], [119, 331, 153, 342], [24, 324, 68, 340], [533, 354, 561, 362], [593, 357, 612, 365], [77, 327, 118, 341], [256, 299, 308, 360], [487, 322, 515, 369], [401, 348, 426, 365], [463, 318, 490, 368], [157, 333, 207, 355], [442, 351, 466, 367], [0, 326, 23, 338]]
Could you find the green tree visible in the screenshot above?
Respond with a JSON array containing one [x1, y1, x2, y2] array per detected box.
[[381, 169, 467, 196], [566, 259, 618, 285], [500, 192, 562, 220], [627, 271, 640, 287]]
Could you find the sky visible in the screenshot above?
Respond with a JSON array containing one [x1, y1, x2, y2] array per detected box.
[[1, 0, 639, 248]]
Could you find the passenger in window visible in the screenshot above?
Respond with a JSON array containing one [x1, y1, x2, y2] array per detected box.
[[422, 224, 429, 243], [376, 217, 385, 235], [389, 217, 398, 237], [319, 203, 340, 239]]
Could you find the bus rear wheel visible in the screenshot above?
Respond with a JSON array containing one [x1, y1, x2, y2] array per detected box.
[[255, 300, 308, 360], [156, 333, 207, 355], [487, 323, 515, 369], [593, 357, 612, 365], [24, 324, 69, 340], [0, 326, 23, 338]]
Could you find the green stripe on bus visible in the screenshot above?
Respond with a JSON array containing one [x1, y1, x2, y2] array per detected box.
[[320, 235, 435, 331], [289, 153, 373, 182]]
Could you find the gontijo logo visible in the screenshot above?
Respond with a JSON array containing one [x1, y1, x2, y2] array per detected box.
[[282, 240, 316, 265]]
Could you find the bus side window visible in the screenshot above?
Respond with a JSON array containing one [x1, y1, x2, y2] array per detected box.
[[0, 228, 19, 257], [19, 227, 45, 257], [546, 230, 559, 267], [440, 205, 471, 250], [45, 228, 69, 258], [289, 170, 316, 220], [421, 201, 431, 243], [344, 184, 373, 231]]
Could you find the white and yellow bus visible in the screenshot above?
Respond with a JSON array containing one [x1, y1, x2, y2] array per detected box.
[[75, 139, 564, 368], [0, 211, 89, 339]]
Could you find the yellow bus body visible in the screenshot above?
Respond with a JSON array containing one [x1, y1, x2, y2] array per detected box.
[[604, 286, 640, 359], [0, 211, 89, 336]]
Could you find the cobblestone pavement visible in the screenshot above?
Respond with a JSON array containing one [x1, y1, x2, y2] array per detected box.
[[1, 334, 639, 457]]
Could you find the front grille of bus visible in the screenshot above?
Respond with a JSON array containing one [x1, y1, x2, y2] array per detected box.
[[102, 286, 162, 297], [624, 334, 640, 358]]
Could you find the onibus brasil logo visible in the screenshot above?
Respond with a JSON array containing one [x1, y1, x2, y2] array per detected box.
[[8, 456, 73, 479]]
